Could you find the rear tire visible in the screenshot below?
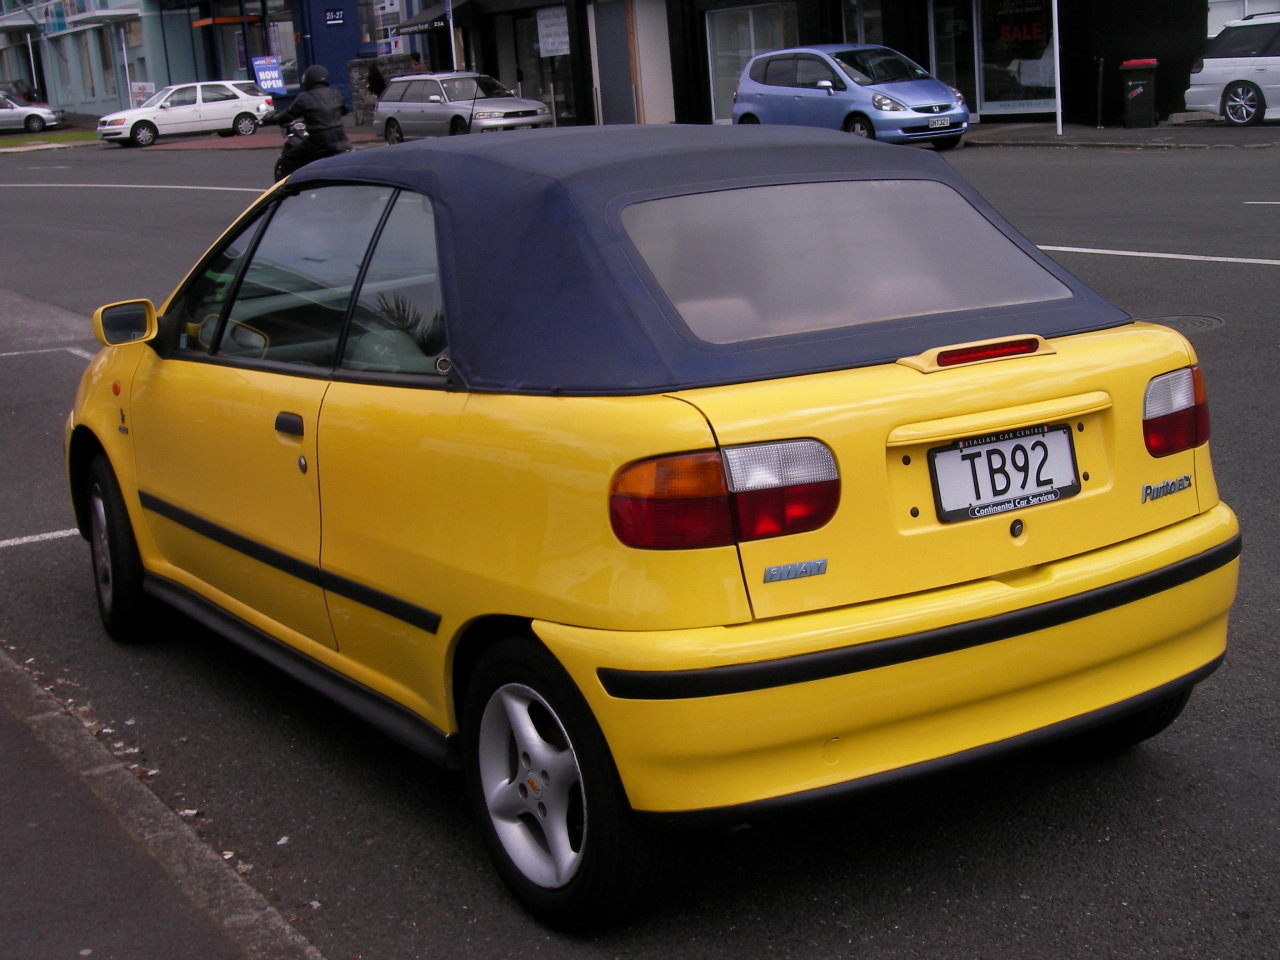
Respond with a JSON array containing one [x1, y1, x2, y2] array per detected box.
[[842, 114, 875, 138], [384, 119, 404, 144], [232, 113, 258, 137], [85, 456, 151, 642], [1223, 81, 1264, 126], [736, 114, 760, 124], [462, 638, 663, 930]]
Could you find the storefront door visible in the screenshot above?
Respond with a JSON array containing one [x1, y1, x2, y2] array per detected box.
[[931, 3, 978, 113]]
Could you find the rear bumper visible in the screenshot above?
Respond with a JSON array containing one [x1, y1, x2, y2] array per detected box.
[[535, 504, 1239, 814]]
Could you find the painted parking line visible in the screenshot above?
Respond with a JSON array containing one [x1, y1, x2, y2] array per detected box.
[[0, 182, 262, 194], [0, 346, 93, 360], [0, 529, 78, 550], [1042, 245, 1280, 267]]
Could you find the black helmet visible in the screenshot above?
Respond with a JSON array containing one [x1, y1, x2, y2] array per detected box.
[[302, 65, 330, 90]]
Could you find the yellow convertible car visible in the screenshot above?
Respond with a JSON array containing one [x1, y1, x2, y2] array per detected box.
[[66, 125, 1239, 928]]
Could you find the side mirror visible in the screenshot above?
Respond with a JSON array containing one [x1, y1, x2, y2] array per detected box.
[[93, 299, 157, 347], [428, 94, 443, 103], [817, 80, 835, 94]]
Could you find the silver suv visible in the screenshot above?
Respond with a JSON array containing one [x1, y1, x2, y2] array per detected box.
[[1185, 13, 1280, 126], [373, 72, 551, 141]]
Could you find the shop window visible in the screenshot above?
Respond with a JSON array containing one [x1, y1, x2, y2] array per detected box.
[[706, 3, 798, 122]]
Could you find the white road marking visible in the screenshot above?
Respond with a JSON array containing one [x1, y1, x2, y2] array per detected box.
[[0, 182, 262, 193], [0, 346, 93, 360], [1041, 245, 1280, 267], [0, 529, 78, 550], [1243, 201, 1280, 205]]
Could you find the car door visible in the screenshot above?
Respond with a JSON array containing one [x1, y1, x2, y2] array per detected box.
[[129, 183, 397, 652], [792, 54, 848, 128], [314, 188, 459, 727], [396, 79, 432, 138], [418, 79, 449, 136], [0, 97, 19, 129], [196, 83, 241, 132], [156, 85, 200, 134]]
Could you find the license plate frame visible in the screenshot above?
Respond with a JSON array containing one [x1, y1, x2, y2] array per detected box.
[[928, 117, 952, 129], [928, 423, 1081, 523]]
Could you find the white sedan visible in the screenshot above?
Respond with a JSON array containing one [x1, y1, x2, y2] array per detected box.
[[98, 81, 274, 146]]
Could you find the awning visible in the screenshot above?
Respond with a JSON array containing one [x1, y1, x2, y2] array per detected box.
[[0, 10, 41, 32], [68, 8, 142, 26], [395, 0, 469, 36]]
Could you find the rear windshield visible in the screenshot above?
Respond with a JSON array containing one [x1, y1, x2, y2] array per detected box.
[[1203, 23, 1280, 58], [232, 82, 267, 97], [620, 179, 1071, 345]]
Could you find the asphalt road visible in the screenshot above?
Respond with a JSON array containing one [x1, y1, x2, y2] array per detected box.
[[0, 142, 1275, 960]]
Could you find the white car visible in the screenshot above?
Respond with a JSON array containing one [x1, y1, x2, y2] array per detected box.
[[0, 94, 64, 133], [373, 72, 551, 141], [98, 81, 274, 146], [1185, 13, 1280, 126]]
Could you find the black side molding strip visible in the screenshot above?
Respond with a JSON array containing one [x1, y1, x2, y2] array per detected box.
[[145, 573, 457, 769], [635, 656, 1223, 829], [139, 492, 441, 635], [599, 534, 1241, 701]]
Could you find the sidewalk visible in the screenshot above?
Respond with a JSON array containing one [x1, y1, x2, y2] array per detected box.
[[0, 649, 325, 960]]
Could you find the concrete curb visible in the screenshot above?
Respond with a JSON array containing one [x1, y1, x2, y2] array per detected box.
[[0, 648, 327, 960]]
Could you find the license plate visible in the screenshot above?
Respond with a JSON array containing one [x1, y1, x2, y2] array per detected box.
[[929, 117, 951, 128], [929, 424, 1080, 523]]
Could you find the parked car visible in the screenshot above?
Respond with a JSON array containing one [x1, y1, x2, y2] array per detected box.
[[97, 80, 273, 146], [0, 93, 64, 133], [373, 71, 550, 141], [1185, 12, 1280, 126], [67, 125, 1238, 929], [733, 44, 969, 148]]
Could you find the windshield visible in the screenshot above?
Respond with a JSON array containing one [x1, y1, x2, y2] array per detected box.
[[832, 48, 930, 85], [442, 75, 513, 101], [141, 86, 176, 108], [621, 179, 1071, 345]]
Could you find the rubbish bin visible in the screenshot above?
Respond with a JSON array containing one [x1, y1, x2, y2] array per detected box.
[[1120, 58, 1158, 128]]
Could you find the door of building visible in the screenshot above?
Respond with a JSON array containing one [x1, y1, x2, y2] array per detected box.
[[931, 2, 978, 116], [705, 2, 798, 122], [595, 0, 635, 124]]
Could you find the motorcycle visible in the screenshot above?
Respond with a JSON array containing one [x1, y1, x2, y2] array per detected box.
[[274, 119, 309, 181]]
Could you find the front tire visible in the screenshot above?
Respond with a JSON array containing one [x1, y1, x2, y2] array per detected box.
[[932, 134, 963, 151], [85, 456, 150, 642], [24, 115, 45, 133], [1223, 81, 1264, 126], [462, 639, 662, 930], [449, 116, 470, 136], [232, 113, 258, 136], [842, 114, 875, 138], [130, 121, 158, 147]]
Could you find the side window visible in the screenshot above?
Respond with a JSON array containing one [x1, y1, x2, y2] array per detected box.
[[796, 56, 841, 89], [341, 191, 447, 376], [763, 57, 798, 87], [168, 86, 197, 107], [380, 82, 406, 103], [403, 80, 430, 102], [201, 84, 238, 103], [167, 208, 271, 354], [422, 80, 445, 101], [218, 185, 395, 366]]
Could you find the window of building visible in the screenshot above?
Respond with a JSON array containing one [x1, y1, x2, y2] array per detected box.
[[705, 3, 798, 122]]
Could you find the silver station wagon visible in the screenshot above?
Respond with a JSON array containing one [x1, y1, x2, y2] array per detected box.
[[374, 71, 551, 141]]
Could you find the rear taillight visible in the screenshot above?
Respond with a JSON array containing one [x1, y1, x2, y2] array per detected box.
[[1143, 365, 1209, 457], [732, 83, 739, 104], [1190, 58, 1203, 75], [610, 440, 840, 549]]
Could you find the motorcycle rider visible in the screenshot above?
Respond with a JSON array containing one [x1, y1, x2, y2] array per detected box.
[[262, 64, 351, 177]]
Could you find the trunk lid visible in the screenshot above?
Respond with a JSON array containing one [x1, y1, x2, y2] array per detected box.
[[676, 324, 1206, 622]]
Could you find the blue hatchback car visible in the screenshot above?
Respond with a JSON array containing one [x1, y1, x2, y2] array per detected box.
[[732, 44, 969, 149]]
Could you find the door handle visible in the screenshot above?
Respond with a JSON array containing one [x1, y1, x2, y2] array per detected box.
[[275, 412, 305, 436]]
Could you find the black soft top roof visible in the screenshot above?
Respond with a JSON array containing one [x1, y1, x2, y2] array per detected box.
[[291, 124, 1128, 395]]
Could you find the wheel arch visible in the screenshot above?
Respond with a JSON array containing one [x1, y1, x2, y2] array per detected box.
[[449, 614, 541, 736], [67, 426, 109, 538]]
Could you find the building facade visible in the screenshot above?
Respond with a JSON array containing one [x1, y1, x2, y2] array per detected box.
[[0, 0, 1237, 126]]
